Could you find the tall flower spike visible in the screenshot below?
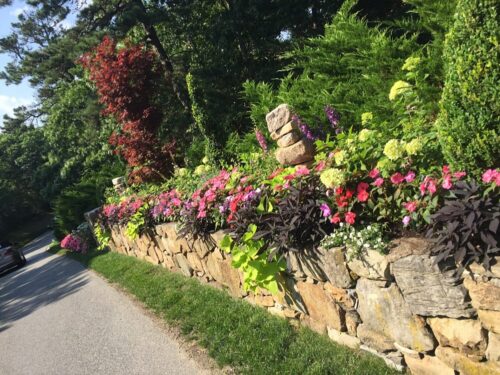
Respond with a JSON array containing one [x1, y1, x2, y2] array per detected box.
[[255, 128, 268, 153], [324, 105, 341, 134]]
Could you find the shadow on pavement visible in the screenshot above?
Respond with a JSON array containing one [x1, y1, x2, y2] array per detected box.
[[0, 232, 89, 331]]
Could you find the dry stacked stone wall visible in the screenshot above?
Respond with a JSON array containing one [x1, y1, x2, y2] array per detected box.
[[99, 220, 500, 375]]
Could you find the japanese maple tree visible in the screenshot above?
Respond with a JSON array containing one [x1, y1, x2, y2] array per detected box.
[[80, 36, 175, 183]]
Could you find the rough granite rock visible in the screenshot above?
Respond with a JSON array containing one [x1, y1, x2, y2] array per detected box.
[[428, 317, 487, 355], [174, 253, 193, 277], [385, 237, 430, 263], [478, 309, 500, 334], [393, 255, 475, 318], [277, 132, 301, 148], [356, 278, 436, 352], [404, 354, 455, 375], [270, 121, 298, 140], [464, 276, 500, 311], [266, 104, 294, 132], [296, 281, 345, 331], [275, 139, 315, 166], [487, 332, 500, 364], [436, 346, 500, 375], [347, 249, 391, 280]]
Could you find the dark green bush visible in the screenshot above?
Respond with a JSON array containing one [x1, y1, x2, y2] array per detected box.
[[436, 0, 500, 175]]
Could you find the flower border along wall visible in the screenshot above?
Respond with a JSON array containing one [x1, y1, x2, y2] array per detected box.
[[88, 104, 499, 374]]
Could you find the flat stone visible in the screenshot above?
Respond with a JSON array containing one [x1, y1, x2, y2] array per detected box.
[[469, 258, 500, 279], [278, 276, 307, 314], [186, 252, 204, 273], [347, 249, 391, 281], [487, 332, 500, 363], [357, 324, 394, 352], [205, 252, 223, 282], [436, 346, 500, 375], [144, 255, 158, 265], [255, 294, 275, 307], [174, 254, 193, 277], [266, 104, 294, 132], [464, 276, 500, 311], [404, 354, 455, 375], [318, 247, 355, 287], [393, 254, 475, 318], [277, 132, 301, 148], [147, 245, 160, 264], [478, 309, 500, 334], [270, 121, 298, 140], [217, 257, 242, 297], [285, 251, 306, 278], [324, 283, 355, 310], [359, 346, 405, 372], [327, 328, 361, 349], [275, 139, 315, 166], [163, 255, 177, 270], [428, 317, 487, 355], [296, 281, 345, 331], [356, 278, 436, 352], [394, 342, 420, 358], [385, 237, 430, 263]]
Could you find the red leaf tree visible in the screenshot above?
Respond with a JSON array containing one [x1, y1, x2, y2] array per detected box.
[[80, 36, 175, 183]]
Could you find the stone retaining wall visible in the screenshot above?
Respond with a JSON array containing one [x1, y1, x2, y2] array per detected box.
[[102, 221, 500, 374]]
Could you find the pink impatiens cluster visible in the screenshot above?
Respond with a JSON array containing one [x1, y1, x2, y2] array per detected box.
[[482, 169, 500, 186], [61, 234, 88, 253]]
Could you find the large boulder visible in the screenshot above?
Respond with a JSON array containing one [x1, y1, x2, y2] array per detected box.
[[275, 139, 315, 166], [392, 254, 475, 318], [266, 104, 294, 132], [356, 279, 436, 353]]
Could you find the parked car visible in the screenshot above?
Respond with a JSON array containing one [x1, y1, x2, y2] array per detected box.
[[0, 241, 26, 274]]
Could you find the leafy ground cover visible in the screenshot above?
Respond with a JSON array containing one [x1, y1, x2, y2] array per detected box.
[[48, 245, 399, 375]]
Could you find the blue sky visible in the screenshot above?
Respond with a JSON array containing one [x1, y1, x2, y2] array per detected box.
[[0, 0, 36, 121]]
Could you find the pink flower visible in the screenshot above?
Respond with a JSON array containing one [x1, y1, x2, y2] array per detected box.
[[373, 177, 384, 187], [404, 171, 416, 183], [345, 211, 356, 225], [357, 182, 369, 192], [356, 182, 369, 202], [255, 128, 268, 153], [315, 160, 326, 172], [368, 168, 380, 179], [427, 179, 437, 195], [442, 175, 453, 190], [421, 176, 437, 195], [390, 172, 405, 185], [402, 216, 411, 227], [453, 171, 466, 180], [442, 165, 450, 175], [320, 203, 331, 218], [295, 166, 310, 176], [482, 169, 499, 184], [403, 201, 418, 213]]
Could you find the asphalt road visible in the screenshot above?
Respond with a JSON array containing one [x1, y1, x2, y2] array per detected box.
[[0, 232, 204, 375]]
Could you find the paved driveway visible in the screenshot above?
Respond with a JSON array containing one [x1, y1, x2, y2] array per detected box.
[[0, 232, 203, 375]]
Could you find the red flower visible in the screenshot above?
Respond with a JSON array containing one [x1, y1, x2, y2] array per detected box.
[[368, 168, 380, 179], [390, 172, 405, 184], [357, 189, 369, 202], [330, 213, 341, 224], [345, 211, 356, 225], [357, 182, 369, 193], [345, 189, 354, 199]]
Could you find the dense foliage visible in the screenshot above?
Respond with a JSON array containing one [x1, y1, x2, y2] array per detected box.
[[436, 0, 499, 175]]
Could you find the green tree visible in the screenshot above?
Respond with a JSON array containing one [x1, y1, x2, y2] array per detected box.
[[436, 0, 500, 174]]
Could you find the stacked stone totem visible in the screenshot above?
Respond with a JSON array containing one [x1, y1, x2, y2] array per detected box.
[[266, 104, 315, 166]]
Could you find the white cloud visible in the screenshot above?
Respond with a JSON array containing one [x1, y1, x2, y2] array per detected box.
[[0, 95, 32, 119]]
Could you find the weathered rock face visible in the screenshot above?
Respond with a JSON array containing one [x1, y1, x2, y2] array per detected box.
[[469, 258, 500, 279], [275, 139, 315, 166], [487, 332, 500, 364], [428, 317, 487, 355], [266, 104, 294, 132], [464, 276, 500, 311], [436, 346, 500, 375], [347, 249, 391, 280], [356, 279, 436, 352], [270, 121, 298, 140], [393, 255, 475, 318], [385, 237, 430, 263], [277, 132, 301, 148], [296, 281, 345, 331], [404, 354, 455, 375], [478, 309, 500, 334]]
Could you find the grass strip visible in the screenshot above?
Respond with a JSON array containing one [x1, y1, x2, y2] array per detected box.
[[49, 246, 399, 375]]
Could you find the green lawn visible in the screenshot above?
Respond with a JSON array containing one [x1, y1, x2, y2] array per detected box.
[[49, 246, 399, 375]]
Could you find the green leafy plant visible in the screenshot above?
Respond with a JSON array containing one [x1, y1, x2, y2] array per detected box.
[[94, 223, 111, 251], [221, 225, 286, 294], [125, 204, 150, 239]]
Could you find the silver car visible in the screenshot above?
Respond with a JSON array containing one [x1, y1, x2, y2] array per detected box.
[[0, 242, 26, 274]]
